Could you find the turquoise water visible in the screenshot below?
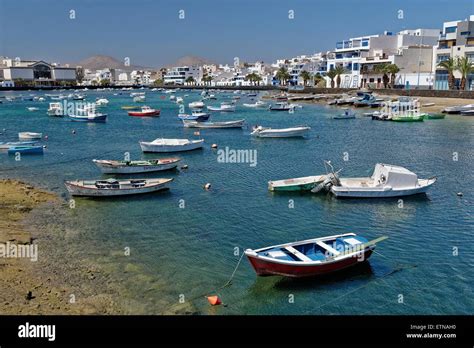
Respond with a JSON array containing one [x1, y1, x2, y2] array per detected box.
[[1, 89, 473, 314]]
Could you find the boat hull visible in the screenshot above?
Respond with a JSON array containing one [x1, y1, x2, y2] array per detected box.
[[331, 183, 435, 198], [94, 161, 179, 174], [69, 115, 107, 122], [246, 249, 373, 277], [140, 141, 204, 153], [65, 181, 171, 197], [253, 129, 309, 138], [128, 111, 160, 117]]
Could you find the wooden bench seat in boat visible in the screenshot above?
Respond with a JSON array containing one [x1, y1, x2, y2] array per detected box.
[[284, 246, 313, 262], [315, 241, 341, 257]]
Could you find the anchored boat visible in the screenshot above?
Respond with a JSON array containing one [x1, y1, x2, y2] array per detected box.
[[128, 106, 160, 117], [182, 119, 245, 128], [18, 132, 42, 140], [65, 178, 173, 197], [327, 163, 436, 198], [92, 158, 180, 174], [69, 112, 107, 122], [178, 111, 210, 122], [0, 141, 37, 150], [8, 145, 44, 155], [245, 233, 387, 278], [251, 126, 310, 138], [268, 175, 328, 192], [140, 138, 204, 153]]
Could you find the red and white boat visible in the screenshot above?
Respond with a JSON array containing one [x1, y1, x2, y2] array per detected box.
[[245, 233, 387, 278], [128, 106, 160, 117]]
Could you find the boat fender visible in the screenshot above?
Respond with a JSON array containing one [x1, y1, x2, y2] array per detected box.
[[204, 183, 211, 190], [207, 295, 222, 306]]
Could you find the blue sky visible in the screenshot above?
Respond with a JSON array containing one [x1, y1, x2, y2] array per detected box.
[[1, 0, 473, 67]]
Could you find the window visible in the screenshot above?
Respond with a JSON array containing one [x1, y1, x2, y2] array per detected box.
[[353, 63, 359, 71], [460, 31, 471, 36], [362, 39, 369, 47], [437, 55, 450, 63], [445, 26, 457, 34]]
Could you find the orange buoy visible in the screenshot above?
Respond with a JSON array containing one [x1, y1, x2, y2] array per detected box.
[[207, 295, 222, 306]]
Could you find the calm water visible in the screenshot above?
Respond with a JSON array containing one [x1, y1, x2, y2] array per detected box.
[[1, 89, 473, 315]]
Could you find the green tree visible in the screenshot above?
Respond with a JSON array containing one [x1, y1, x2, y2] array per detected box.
[[99, 79, 110, 86], [75, 67, 84, 84], [275, 67, 290, 86], [456, 56, 474, 90], [185, 76, 195, 85], [299, 70, 311, 86], [333, 66, 346, 88], [326, 69, 337, 88], [437, 58, 457, 90]]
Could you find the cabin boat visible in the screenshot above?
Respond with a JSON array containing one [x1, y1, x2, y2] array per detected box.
[[391, 113, 425, 122], [182, 119, 245, 129], [65, 178, 173, 197], [189, 101, 205, 109], [128, 106, 160, 117], [18, 132, 42, 140], [92, 158, 180, 174], [8, 145, 44, 155], [251, 126, 310, 138], [47, 102, 64, 116], [245, 233, 387, 278], [178, 111, 210, 122], [336, 96, 358, 106], [333, 109, 356, 119], [329, 163, 436, 198], [69, 112, 107, 122], [268, 175, 327, 192], [140, 138, 204, 153], [269, 102, 294, 111]]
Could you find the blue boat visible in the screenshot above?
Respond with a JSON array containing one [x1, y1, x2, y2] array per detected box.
[[69, 113, 107, 122], [8, 145, 44, 154]]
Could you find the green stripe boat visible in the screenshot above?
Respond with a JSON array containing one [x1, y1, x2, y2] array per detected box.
[[268, 175, 327, 192]]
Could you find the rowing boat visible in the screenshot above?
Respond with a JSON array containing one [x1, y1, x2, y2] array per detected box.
[[245, 233, 387, 278], [92, 158, 180, 174], [182, 119, 245, 128], [268, 175, 327, 192], [140, 138, 204, 153], [65, 178, 173, 197]]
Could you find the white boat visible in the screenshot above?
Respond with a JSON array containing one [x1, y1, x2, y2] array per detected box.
[[95, 98, 109, 106], [243, 100, 267, 108], [328, 163, 436, 198], [65, 178, 173, 197], [27, 107, 39, 111], [133, 95, 146, 102], [182, 119, 245, 128], [170, 95, 176, 101], [189, 101, 205, 109], [92, 158, 180, 174], [140, 138, 204, 153], [0, 141, 37, 150], [251, 126, 310, 138], [442, 104, 474, 114], [269, 102, 295, 111], [18, 132, 42, 140], [176, 97, 183, 104], [333, 109, 356, 119], [207, 103, 236, 112], [268, 175, 328, 192], [47, 102, 64, 116]]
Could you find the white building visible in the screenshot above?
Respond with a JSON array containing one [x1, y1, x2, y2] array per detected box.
[[0, 57, 76, 86], [326, 29, 439, 88], [163, 66, 203, 85], [434, 15, 474, 90]]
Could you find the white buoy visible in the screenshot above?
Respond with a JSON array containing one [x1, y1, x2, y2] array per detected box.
[[211, 144, 218, 149], [204, 183, 211, 190], [457, 192, 463, 197], [181, 165, 188, 170]]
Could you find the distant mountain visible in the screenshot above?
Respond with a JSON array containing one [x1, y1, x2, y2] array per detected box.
[[75, 55, 151, 71], [165, 55, 216, 68]]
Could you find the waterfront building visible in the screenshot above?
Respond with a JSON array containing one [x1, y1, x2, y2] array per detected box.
[[326, 29, 439, 88], [434, 15, 474, 90], [163, 66, 203, 85], [0, 57, 76, 87]]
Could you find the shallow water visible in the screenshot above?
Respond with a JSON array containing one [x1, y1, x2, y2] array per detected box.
[[1, 89, 473, 314]]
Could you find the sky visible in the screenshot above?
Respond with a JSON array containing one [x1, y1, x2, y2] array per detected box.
[[1, 0, 474, 67]]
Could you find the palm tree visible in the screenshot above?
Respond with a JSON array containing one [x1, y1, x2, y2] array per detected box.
[[299, 70, 311, 86], [333, 66, 346, 88], [326, 69, 337, 88], [312, 73, 323, 87], [275, 67, 290, 86], [437, 58, 457, 90], [456, 56, 474, 90], [185, 76, 195, 85], [386, 64, 400, 88], [254, 75, 262, 86]]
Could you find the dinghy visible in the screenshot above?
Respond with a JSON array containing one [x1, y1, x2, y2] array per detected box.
[[424, 113, 445, 120], [27, 107, 39, 112], [93, 158, 180, 174], [69, 112, 107, 122], [268, 175, 327, 192], [333, 109, 356, 119], [251, 126, 310, 138], [182, 119, 245, 128], [128, 106, 160, 117], [65, 178, 173, 197], [442, 104, 474, 114], [243, 100, 267, 108], [18, 132, 42, 140], [0, 141, 37, 150], [269, 102, 295, 111], [178, 111, 210, 122], [140, 138, 204, 153], [328, 163, 436, 198], [207, 103, 236, 112], [121, 105, 141, 110], [245, 233, 387, 278]]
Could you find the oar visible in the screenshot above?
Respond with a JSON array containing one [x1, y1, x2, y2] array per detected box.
[[338, 236, 389, 257]]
